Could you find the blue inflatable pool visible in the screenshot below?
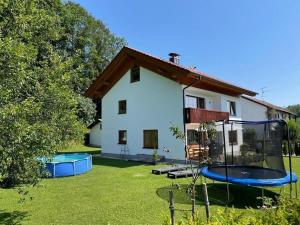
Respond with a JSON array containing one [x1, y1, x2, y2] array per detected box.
[[43, 153, 92, 178]]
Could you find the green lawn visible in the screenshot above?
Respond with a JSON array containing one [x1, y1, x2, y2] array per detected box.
[[59, 144, 101, 154], [0, 149, 299, 225]]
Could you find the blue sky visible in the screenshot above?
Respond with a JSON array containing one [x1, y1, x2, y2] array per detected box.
[[73, 0, 300, 107]]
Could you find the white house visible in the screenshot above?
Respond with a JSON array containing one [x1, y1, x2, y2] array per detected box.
[[241, 95, 296, 121], [85, 46, 290, 161], [88, 120, 102, 147]]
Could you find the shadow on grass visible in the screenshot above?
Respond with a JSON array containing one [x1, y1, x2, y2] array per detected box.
[[157, 183, 278, 209], [0, 210, 28, 225], [92, 157, 145, 168]]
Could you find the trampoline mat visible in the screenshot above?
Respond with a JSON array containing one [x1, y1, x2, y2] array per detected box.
[[208, 166, 286, 179]]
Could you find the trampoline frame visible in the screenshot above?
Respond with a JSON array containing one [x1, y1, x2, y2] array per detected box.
[[200, 119, 298, 202]]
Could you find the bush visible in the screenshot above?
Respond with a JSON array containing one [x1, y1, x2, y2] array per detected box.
[[282, 140, 288, 156], [240, 144, 250, 156], [163, 195, 300, 225], [295, 142, 300, 156], [243, 128, 257, 149]]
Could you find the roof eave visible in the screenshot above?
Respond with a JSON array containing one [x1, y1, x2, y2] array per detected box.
[[85, 46, 257, 99]]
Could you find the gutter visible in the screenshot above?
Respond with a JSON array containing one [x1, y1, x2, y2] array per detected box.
[[182, 76, 202, 159]]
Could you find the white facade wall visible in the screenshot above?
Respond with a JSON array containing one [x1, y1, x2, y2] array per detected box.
[[89, 123, 102, 147], [102, 67, 185, 160], [101, 67, 275, 160], [185, 87, 221, 111], [184, 87, 242, 120], [184, 87, 243, 154], [240, 98, 268, 121]]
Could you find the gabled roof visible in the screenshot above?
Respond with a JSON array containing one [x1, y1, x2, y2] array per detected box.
[[85, 46, 257, 99], [242, 95, 296, 116]]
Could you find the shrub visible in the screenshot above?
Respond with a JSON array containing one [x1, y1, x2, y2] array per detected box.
[[282, 140, 288, 156], [295, 142, 300, 156], [163, 195, 300, 225]]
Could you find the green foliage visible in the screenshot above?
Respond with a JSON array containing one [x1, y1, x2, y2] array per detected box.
[[0, 156, 299, 224], [282, 140, 288, 155], [153, 149, 160, 164], [287, 120, 300, 142], [170, 122, 217, 145], [169, 122, 217, 220], [59, 2, 125, 123], [163, 195, 300, 225], [287, 104, 300, 118], [0, 0, 85, 188], [170, 125, 186, 141], [243, 128, 256, 146], [266, 108, 277, 120], [59, 2, 126, 94], [240, 144, 250, 156], [287, 120, 300, 155], [0, 0, 124, 188], [76, 95, 97, 126]]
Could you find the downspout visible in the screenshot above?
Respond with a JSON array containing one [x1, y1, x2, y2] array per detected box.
[[182, 76, 202, 159]]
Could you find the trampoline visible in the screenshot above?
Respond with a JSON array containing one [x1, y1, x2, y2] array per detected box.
[[201, 165, 297, 187], [196, 119, 298, 200]]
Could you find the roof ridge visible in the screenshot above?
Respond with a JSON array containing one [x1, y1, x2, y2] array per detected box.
[[86, 46, 257, 98], [124, 46, 257, 94]]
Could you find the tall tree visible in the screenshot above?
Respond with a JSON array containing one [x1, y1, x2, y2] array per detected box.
[[0, 0, 125, 188], [59, 2, 126, 125], [60, 2, 125, 94], [287, 104, 300, 118]]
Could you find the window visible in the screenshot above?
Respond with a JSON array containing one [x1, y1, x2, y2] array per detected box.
[[118, 130, 127, 144], [185, 96, 205, 109], [118, 100, 126, 114], [130, 66, 140, 83], [143, 130, 158, 149], [229, 130, 238, 145], [227, 101, 236, 116], [187, 130, 206, 145]]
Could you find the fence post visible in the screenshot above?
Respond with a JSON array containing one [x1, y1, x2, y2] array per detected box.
[[191, 198, 195, 220], [203, 183, 210, 221], [169, 191, 175, 225]]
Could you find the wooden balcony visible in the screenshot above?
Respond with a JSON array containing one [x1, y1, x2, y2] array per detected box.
[[184, 108, 229, 123]]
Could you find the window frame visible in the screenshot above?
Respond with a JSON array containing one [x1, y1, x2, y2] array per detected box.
[[130, 66, 140, 83], [186, 95, 206, 109], [228, 130, 238, 145], [187, 129, 206, 145], [227, 100, 237, 116], [118, 130, 127, 144], [143, 130, 158, 149], [118, 100, 127, 114]]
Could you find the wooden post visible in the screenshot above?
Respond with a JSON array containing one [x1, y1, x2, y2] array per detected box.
[[203, 183, 210, 221], [191, 198, 195, 220], [227, 183, 230, 203], [169, 191, 175, 225]]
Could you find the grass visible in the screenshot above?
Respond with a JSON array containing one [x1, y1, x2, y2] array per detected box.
[[59, 143, 101, 155], [0, 148, 299, 225]]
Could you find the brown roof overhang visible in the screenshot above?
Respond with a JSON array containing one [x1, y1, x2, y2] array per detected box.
[[85, 46, 257, 100]]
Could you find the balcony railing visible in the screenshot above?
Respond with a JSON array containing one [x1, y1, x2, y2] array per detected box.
[[184, 108, 229, 123]]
